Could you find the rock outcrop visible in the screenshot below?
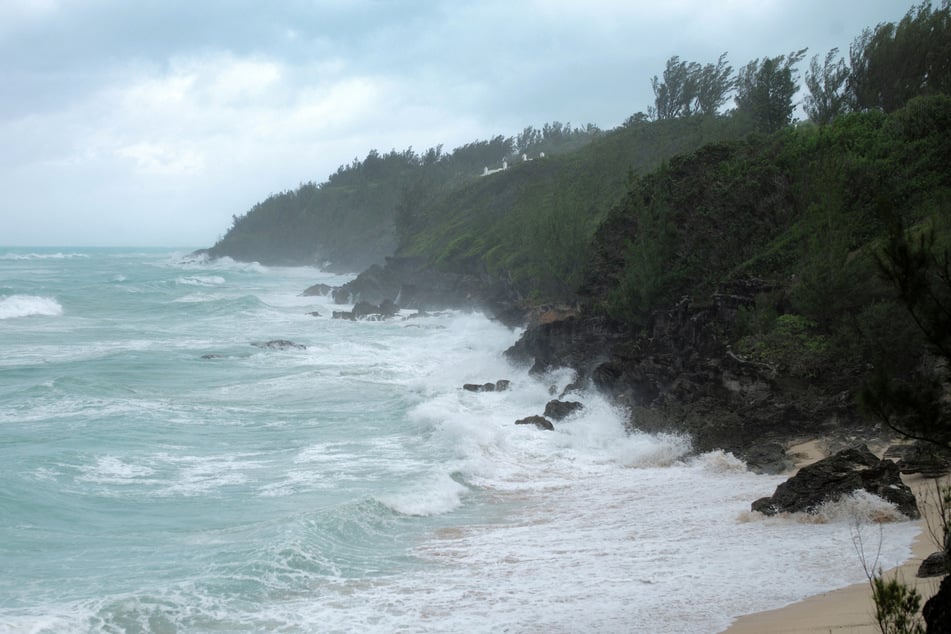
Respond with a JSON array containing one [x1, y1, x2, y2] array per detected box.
[[544, 399, 583, 420], [750, 445, 919, 519], [506, 285, 872, 461]]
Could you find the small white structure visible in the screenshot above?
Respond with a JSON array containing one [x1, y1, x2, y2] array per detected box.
[[481, 153, 545, 176], [482, 159, 508, 177]]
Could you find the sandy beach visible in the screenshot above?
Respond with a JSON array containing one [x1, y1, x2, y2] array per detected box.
[[723, 441, 947, 633]]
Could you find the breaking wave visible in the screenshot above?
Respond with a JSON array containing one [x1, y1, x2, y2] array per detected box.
[[0, 295, 63, 319]]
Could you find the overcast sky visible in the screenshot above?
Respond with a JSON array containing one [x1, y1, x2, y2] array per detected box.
[[0, 0, 912, 247]]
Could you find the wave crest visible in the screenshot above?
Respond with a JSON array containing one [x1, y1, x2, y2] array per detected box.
[[0, 251, 88, 260]]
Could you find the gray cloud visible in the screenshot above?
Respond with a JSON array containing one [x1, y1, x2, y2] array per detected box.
[[0, 0, 913, 247]]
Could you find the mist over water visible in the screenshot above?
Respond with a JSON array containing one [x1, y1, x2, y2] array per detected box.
[[0, 248, 920, 633]]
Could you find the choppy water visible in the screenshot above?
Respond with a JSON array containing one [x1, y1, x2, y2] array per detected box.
[[0, 248, 921, 633]]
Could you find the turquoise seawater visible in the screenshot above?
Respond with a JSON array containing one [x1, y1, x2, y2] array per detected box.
[[0, 248, 922, 633]]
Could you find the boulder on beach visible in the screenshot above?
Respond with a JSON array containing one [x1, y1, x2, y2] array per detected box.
[[750, 445, 919, 519], [917, 550, 949, 578]]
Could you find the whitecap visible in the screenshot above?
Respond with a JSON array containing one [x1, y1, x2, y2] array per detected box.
[[176, 275, 226, 287], [0, 251, 88, 260], [0, 295, 63, 319]]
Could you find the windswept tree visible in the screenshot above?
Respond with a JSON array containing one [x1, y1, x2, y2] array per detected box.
[[650, 53, 732, 119], [734, 49, 808, 133], [651, 56, 700, 119], [696, 53, 735, 116], [804, 48, 851, 125], [849, 0, 951, 113]]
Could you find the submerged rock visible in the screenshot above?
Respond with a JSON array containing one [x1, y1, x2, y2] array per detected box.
[[750, 445, 919, 519], [251, 340, 307, 351], [515, 415, 554, 431], [301, 283, 332, 297]]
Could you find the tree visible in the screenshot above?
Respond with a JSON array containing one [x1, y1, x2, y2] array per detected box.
[[734, 49, 808, 133], [860, 211, 951, 449], [849, 1, 951, 113], [804, 48, 851, 125]]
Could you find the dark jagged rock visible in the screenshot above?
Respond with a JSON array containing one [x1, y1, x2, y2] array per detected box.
[[923, 574, 951, 633], [515, 415, 554, 431], [917, 551, 949, 578], [200, 353, 223, 360], [331, 255, 525, 320], [463, 380, 510, 393], [924, 574, 951, 632], [251, 339, 307, 351], [301, 283, 332, 297], [544, 399, 583, 421], [750, 445, 919, 519], [307, 311, 321, 317], [332, 311, 356, 321]]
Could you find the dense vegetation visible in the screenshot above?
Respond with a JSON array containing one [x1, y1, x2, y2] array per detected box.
[[597, 94, 951, 385]]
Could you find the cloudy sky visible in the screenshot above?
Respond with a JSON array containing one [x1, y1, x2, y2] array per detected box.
[[1, 0, 912, 247]]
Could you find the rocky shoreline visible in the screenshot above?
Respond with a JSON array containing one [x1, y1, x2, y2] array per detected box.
[[319, 258, 908, 475]]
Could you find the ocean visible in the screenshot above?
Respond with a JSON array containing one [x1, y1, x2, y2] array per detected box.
[[0, 247, 921, 633]]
